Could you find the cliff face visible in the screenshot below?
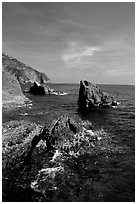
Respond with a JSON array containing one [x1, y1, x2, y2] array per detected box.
[[2, 53, 50, 84], [2, 67, 30, 109]]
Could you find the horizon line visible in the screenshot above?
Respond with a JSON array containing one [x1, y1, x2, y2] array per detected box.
[[48, 82, 135, 86]]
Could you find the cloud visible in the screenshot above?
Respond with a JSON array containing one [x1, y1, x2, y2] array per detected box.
[[61, 41, 102, 68]]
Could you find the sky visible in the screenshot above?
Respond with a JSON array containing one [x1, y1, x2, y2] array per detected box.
[[2, 2, 135, 84]]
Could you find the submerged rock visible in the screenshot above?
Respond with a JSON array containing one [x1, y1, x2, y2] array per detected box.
[[78, 80, 117, 112]]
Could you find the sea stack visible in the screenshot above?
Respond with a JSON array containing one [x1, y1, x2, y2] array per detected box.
[[29, 81, 46, 95], [29, 81, 53, 95], [78, 80, 116, 112]]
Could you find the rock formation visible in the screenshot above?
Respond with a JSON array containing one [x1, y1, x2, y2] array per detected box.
[[2, 53, 50, 84], [29, 115, 104, 200], [39, 115, 89, 150], [28, 81, 53, 95], [3, 115, 125, 202], [78, 80, 117, 112], [2, 67, 30, 110], [29, 81, 46, 95]]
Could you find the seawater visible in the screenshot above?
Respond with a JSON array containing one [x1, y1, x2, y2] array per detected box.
[[2, 83, 135, 201]]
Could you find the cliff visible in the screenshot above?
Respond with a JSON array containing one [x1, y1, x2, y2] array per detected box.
[[2, 67, 30, 110], [2, 53, 50, 84]]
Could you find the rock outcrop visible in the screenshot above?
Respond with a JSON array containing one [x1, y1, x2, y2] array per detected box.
[[78, 80, 117, 112], [28, 81, 68, 96], [2, 120, 43, 201], [39, 115, 94, 151], [28, 81, 53, 95], [29, 115, 108, 201], [2, 67, 30, 110], [2, 115, 126, 202], [2, 53, 50, 84], [29, 81, 46, 95]]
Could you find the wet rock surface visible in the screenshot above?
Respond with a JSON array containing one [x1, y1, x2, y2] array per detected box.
[[2, 115, 132, 202], [78, 80, 117, 112]]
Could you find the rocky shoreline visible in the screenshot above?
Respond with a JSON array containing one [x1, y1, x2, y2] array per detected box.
[[2, 115, 103, 201], [2, 110, 124, 201], [2, 52, 120, 201]]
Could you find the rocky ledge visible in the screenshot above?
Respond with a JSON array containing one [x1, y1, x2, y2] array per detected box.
[[2, 115, 121, 202], [78, 80, 118, 112]]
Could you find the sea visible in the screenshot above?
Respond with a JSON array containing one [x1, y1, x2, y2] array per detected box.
[[2, 83, 135, 202]]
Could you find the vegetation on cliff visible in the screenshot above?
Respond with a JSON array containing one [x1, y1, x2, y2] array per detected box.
[[2, 53, 50, 84]]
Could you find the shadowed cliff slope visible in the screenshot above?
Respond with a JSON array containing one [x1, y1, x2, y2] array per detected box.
[[2, 67, 30, 109]]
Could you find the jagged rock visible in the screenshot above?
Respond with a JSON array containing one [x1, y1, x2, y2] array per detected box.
[[2, 120, 44, 201], [78, 80, 117, 111], [3, 114, 128, 202], [2, 53, 50, 84], [29, 81, 46, 95], [2, 116, 95, 201], [2, 115, 117, 202], [40, 115, 95, 153], [2, 120, 42, 169], [40, 115, 81, 150], [28, 81, 53, 95], [30, 116, 103, 200]]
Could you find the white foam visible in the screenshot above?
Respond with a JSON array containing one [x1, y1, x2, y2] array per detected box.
[[20, 113, 29, 116]]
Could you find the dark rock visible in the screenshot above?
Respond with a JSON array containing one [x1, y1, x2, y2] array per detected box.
[[29, 81, 46, 95], [68, 118, 80, 134], [25, 135, 42, 161], [85, 164, 100, 176], [41, 115, 80, 150], [40, 115, 94, 153], [28, 81, 53, 95], [30, 115, 98, 199], [78, 80, 116, 111], [111, 100, 118, 106], [3, 116, 96, 202], [2, 120, 42, 169]]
